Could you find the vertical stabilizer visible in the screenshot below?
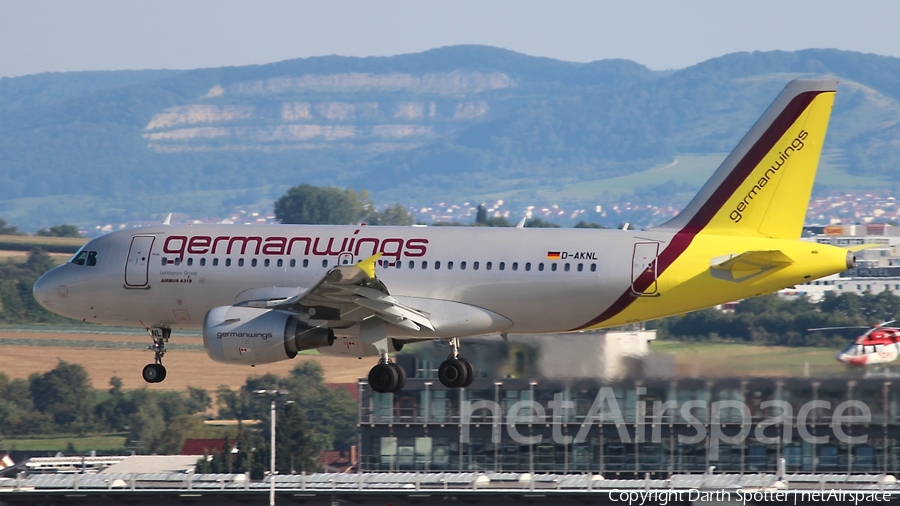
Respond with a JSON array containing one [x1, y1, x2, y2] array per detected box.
[[653, 79, 837, 239]]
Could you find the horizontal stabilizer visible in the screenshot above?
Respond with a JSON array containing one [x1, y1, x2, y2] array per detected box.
[[710, 250, 793, 282]]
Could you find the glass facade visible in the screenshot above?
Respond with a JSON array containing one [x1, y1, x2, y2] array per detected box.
[[357, 377, 900, 476]]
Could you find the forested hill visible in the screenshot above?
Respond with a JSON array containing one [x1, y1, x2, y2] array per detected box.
[[2, 46, 900, 230]]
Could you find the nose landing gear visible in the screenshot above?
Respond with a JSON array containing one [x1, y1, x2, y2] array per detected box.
[[142, 327, 169, 383]]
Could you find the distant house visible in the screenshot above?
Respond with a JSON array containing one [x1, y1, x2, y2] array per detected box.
[[181, 439, 232, 456], [317, 446, 357, 473]]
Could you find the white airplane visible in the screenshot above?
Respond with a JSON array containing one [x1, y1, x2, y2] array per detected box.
[[34, 79, 856, 393]]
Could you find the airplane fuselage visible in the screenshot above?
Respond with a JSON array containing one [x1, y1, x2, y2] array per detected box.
[[34, 223, 852, 339]]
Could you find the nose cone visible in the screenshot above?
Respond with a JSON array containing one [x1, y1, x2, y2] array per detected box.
[[33, 267, 61, 312]]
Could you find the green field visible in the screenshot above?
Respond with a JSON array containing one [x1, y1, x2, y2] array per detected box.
[[0, 434, 129, 453], [651, 340, 857, 378], [0, 235, 87, 254]]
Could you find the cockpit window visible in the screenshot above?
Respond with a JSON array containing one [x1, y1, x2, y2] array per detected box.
[[71, 251, 88, 265], [70, 250, 99, 266]]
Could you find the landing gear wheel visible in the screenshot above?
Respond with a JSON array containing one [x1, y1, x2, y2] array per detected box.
[[368, 363, 399, 393], [460, 358, 475, 388], [438, 358, 470, 388], [142, 363, 166, 383], [389, 363, 407, 393]]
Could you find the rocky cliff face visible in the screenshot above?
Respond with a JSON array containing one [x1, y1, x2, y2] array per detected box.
[[142, 71, 507, 153]]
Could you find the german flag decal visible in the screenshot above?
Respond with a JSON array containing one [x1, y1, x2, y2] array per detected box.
[[547, 251, 561, 260]]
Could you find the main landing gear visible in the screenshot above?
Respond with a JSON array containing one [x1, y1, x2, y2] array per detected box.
[[438, 337, 475, 389], [142, 327, 169, 383], [366, 337, 475, 394]]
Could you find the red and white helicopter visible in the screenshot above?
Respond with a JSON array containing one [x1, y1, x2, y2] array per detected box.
[[812, 321, 900, 366]]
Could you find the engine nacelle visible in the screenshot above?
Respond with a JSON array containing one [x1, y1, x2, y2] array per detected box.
[[203, 306, 334, 365]]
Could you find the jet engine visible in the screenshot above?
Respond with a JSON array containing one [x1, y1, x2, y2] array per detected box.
[[203, 306, 334, 365]]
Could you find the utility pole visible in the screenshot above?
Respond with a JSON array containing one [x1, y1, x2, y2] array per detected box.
[[254, 389, 288, 506]]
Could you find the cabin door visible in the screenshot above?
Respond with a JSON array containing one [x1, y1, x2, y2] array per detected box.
[[631, 242, 660, 296], [125, 236, 155, 287]]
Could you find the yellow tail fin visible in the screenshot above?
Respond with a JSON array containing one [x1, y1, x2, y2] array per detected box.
[[654, 79, 837, 239]]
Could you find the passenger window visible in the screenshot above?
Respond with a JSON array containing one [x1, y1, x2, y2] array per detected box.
[[264, 259, 270, 267], [564, 263, 570, 272], [486, 262, 492, 271], [238, 259, 244, 267], [290, 259, 296, 267], [71, 251, 88, 265], [525, 262, 531, 271], [551, 263, 557, 272], [435, 261, 441, 270], [499, 262, 505, 271], [422, 261, 428, 269], [396, 261, 401, 269], [186, 258, 193, 267], [473, 261, 479, 270], [461, 261, 467, 270], [577, 263, 583, 272], [160, 257, 167, 266], [512, 262, 518, 271], [303, 259, 309, 268], [225, 259, 232, 267], [539, 263, 544, 271], [591, 263, 597, 272], [321, 259, 328, 268], [447, 261, 453, 270], [200, 258, 206, 266], [409, 261, 414, 269], [213, 258, 219, 266], [174, 257, 181, 266], [277, 259, 283, 267], [86, 251, 98, 266], [251, 259, 257, 267]]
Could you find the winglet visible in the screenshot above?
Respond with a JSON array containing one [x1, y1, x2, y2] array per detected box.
[[356, 253, 383, 279], [516, 217, 526, 229], [162, 213, 173, 225]]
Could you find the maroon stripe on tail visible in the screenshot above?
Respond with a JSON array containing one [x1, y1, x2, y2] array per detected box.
[[572, 90, 825, 330]]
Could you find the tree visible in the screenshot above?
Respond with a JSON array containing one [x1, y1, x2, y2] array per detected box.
[[475, 204, 488, 225], [36, 224, 81, 238], [29, 360, 94, 433], [274, 184, 372, 225], [574, 221, 606, 228], [525, 218, 559, 228], [367, 204, 415, 226], [0, 219, 24, 236]]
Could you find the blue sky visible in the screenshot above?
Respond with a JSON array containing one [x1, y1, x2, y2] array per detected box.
[[2, 0, 899, 78]]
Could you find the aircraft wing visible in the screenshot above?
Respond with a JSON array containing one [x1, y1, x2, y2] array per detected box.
[[710, 250, 794, 282], [237, 254, 434, 332]]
